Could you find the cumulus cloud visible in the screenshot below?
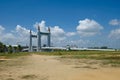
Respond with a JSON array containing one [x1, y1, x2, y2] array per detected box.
[[51, 26, 66, 41], [0, 20, 103, 47], [34, 20, 48, 32], [12, 25, 32, 45], [109, 28, 120, 39], [16, 25, 30, 37], [109, 19, 120, 26], [2, 20, 119, 48], [0, 25, 16, 44], [34, 21, 67, 42], [0, 25, 5, 34], [0, 23, 107, 48], [76, 19, 103, 37], [0, 24, 32, 45], [66, 32, 76, 37], [9, 21, 67, 46], [2, 33, 16, 44]]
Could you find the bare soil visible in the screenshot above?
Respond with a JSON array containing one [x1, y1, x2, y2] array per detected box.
[[0, 54, 120, 80]]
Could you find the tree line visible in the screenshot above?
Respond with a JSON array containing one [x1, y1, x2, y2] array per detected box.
[[0, 42, 22, 53]]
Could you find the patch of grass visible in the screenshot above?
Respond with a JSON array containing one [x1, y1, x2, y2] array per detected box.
[[0, 50, 120, 67], [74, 66, 97, 69], [6, 78, 15, 80], [59, 50, 120, 67], [21, 74, 37, 79], [34, 50, 120, 56], [35, 50, 120, 67], [0, 52, 31, 59], [21, 74, 48, 80]]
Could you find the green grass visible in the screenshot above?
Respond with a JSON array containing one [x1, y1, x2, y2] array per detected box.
[[0, 52, 31, 58], [0, 50, 120, 58], [34, 50, 120, 55], [0, 50, 120, 67], [36, 50, 120, 67], [59, 50, 120, 67], [21, 74, 37, 79]]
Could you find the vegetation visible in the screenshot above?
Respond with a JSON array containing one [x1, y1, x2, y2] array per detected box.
[[0, 42, 6, 53], [0, 48, 120, 67], [0, 52, 31, 58], [35, 50, 120, 67], [8, 45, 13, 53], [0, 42, 22, 53]]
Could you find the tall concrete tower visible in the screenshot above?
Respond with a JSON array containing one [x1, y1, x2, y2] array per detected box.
[[37, 26, 41, 52], [29, 26, 51, 52], [48, 27, 51, 47], [29, 30, 32, 52]]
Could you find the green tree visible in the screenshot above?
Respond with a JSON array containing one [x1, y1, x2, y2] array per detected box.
[[3, 45, 7, 52], [17, 45, 22, 52], [8, 45, 13, 53], [13, 46, 17, 53], [0, 42, 4, 52], [101, 46, 108, 49]]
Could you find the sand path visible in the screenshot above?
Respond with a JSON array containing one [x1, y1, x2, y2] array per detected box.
[[0, 54, 120, 80]]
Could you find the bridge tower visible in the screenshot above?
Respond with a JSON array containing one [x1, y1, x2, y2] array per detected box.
[[29, 26, 51, 52]]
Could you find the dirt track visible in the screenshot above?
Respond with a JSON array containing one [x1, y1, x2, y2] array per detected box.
[[0, 54, 120, 80]]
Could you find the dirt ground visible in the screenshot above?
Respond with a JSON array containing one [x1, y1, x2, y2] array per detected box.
[[0, 54, 120, 80]]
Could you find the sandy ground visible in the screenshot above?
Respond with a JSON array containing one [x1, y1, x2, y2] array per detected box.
[[0, 54, 120, 80]]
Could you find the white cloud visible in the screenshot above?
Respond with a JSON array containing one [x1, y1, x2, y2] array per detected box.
[[0, 26, 14, 44], [16, 25, 30, 37], [0, 20, 104, 47], [0, 25, 31, 45], [76, 19, 103, 37], [109, 28, 120, 39], [51, 26, 66, 41], [109, 19, 120, 26], [34, 21, 67, 42], [33, 21, 77, 46], [0, 25, 5, 34], [0, 26, 16, 44], [0, 25, 5, 31], [66, 32, 76, 37], [34, 20, 48, 32], [1, 20, 119, 48], [13, 25, 31, 45], [2, 33, 16, 44]]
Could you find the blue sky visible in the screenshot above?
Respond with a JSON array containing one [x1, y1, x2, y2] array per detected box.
[[0, 0, 120, 48]]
